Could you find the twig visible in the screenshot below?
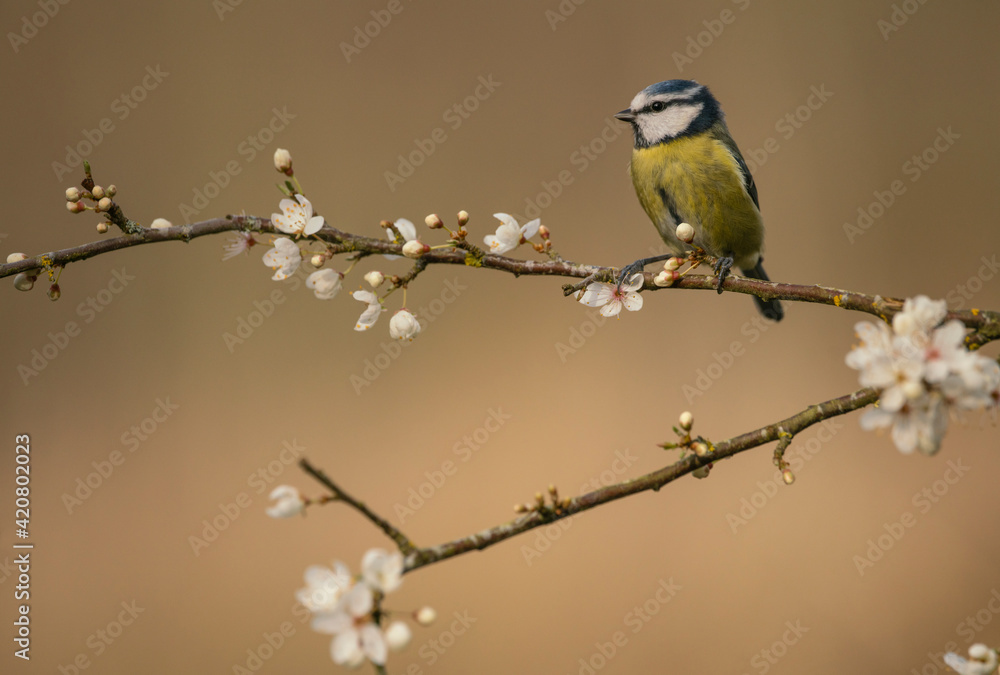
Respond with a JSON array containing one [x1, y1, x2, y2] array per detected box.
[[299, 458, 417, 555]]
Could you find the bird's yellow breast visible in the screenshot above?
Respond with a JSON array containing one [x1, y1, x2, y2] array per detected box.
[[628, 129, 763, 267]]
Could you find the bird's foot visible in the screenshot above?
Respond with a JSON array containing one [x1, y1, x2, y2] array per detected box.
[[713, 255, 734, 294], [616, 254, 676, 289], [616, 260, 648, 290]]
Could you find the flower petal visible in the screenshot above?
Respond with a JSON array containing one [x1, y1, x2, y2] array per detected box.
[[332, 630, 365, 667], [623, 291, 643, 312], [520, 218, 541, 240], [492, 213, 519, 230], [394, 218, 417, 242], [355, 303, 383, 331], [303, 215, 325, 235], [599, 300, 623, 317], [622, 273, 644, 292], [360, 624, 388, 666]]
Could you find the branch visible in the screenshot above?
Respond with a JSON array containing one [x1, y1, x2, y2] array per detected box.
[[298, 387, 878, 573], [298, 458, 418, 555], [3, 214, 998, 346]]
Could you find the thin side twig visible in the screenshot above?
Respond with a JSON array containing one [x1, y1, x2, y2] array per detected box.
[[299, 458, 417, 555]]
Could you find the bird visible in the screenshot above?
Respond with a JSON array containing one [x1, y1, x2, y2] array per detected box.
[[614, 79, 783, 321]]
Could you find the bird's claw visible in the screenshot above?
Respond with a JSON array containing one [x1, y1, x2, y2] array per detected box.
[[713, 256, 734, 294], [616, 261, 645, 290]]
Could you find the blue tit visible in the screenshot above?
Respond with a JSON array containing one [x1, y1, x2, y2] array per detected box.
[[614, 79, 783, 321]]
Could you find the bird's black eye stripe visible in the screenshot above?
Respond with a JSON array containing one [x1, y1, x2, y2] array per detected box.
[[648, 100, 672, 113]]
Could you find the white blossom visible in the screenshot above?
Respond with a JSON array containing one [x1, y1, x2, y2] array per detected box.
[[314, 585, 387, 667], [296, 562, 353, 614], [945, 643, 998, 675], [578, 273, 644, 317], [272, 194, 324, 237], [222, 231, 256, 260], [265, 485, 305, 518], [384, 218, 417, 261], [483, 213, 540, 254], [846, 295, 999, 455], [361, 548, 404, 594], [262, 237, 302, 280], [353, 289, 383, 331], [306, 269, 343, 300], [298, 548, 420, 670], [389, 309, 421, 341]]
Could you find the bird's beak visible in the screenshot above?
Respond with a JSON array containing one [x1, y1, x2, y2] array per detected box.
[[614, 108, 636, 123]]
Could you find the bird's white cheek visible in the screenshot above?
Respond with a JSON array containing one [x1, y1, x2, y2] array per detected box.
[[638, 103, 703, 141]]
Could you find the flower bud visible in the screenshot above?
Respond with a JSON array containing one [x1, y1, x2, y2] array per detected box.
[[679, 411, 693, 431], [47, 283, 61, 301], [66, 200, 86, 214], [91, 185, 105, 199], [96, 222, 110, 234], [273, 148, 293, 175], [782, 469, 795, 485], [150, 218, 172, 230], [692, 465, 711, 479], [415, 606, 437, 626], [538, 224, 550, 240], [385, 622, 412, 651], [424, 214, 444, 229], [676, 222, 695, 243], [901, 380, 924, 400], [13, 273, 34, 291], [653, 270, 676, 287], [364, 270, 385, 288], [65, 187, 81, 202], [97, 197, 112, 212], [692, 441, 708, 457], [457, 210, 469, 226], [665, 257, 682, 271], [310, 254, 325, 267], [402, 240, 427, 258], [6, 252, 28, 264], [107, 185, 117, 197], [969, 644, 992, 660]]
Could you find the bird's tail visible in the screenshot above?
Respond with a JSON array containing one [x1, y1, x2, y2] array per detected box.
[[741, 261, 784, 322]]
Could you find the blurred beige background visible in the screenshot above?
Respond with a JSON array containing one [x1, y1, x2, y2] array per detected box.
[[2, 1, 999, 673]]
